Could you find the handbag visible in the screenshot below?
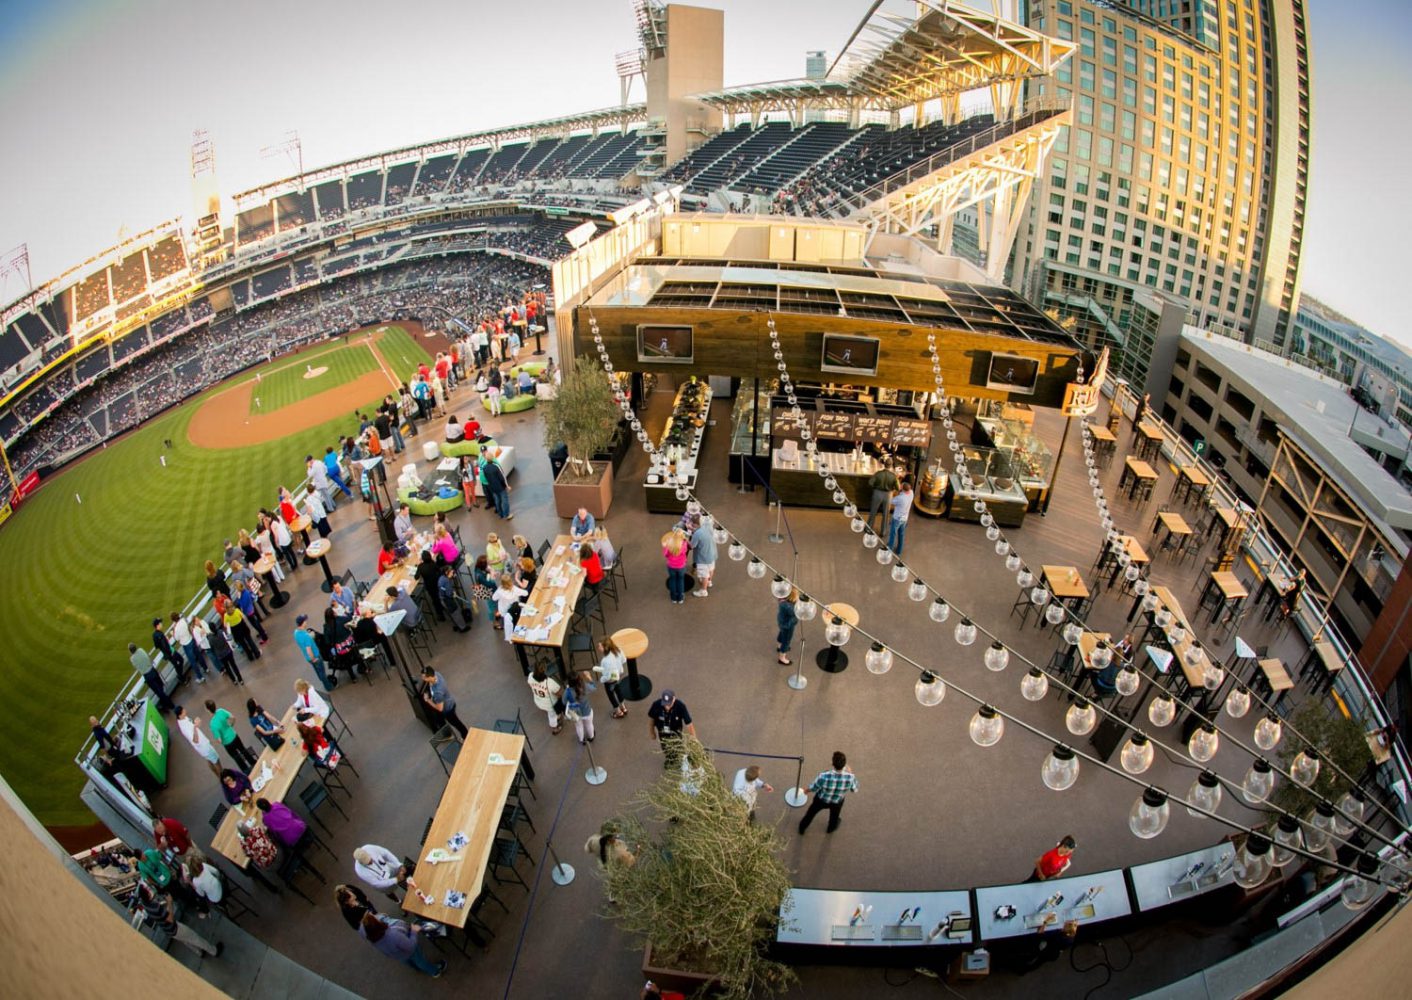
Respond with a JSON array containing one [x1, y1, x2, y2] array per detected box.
[[472, 583, 494, 602]]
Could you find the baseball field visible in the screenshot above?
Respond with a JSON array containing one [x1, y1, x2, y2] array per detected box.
[[0, 324, 433, 826]]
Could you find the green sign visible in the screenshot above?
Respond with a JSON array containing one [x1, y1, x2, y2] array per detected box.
[[544, 207, 570, 216], [1193, 438, 1207, 456], [136, 696, 169, 784]]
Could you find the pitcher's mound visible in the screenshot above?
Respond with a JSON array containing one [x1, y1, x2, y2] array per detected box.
[[303, 366, 329, 380]]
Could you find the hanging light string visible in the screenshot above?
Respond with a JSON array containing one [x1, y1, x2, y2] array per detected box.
[[753, 316, 1403, 853], [581, 315, 1401, 889]]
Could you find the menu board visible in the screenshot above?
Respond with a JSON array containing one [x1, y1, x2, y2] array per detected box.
[[814, 411, 856, 441], [771, 408, 813, 438], [892, 418, 933, 447], [853, 415, 893, 443]]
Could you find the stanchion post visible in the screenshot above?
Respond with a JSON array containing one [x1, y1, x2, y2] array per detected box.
[[769, 500, 784, 544], [547, 838, 575, 885], [788, 621, 808, 690], [584, 739, 607, 786], [785, 754, 807, 807]]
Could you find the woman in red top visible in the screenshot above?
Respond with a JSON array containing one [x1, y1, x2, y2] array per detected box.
[[377, 544, 398, 575], [579, 543, 604, 590], [278, 487, 299, 527], [1027, 835, 1076, 882], [297, 718, 331, 758]]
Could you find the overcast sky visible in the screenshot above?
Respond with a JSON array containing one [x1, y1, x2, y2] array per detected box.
[[0, 0, 1406, 349]]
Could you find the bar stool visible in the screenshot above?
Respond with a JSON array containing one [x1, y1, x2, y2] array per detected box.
[[486, 835, 534, 891], [430, 724, 462, 778]]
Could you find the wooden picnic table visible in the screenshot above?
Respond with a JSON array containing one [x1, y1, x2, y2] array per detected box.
[[210, 705, 323, 867], [1043, 565, 1090, 603], [402, 728, 527, 928], [1257, 657, 1294, 693], [512, 533, 587, 675]]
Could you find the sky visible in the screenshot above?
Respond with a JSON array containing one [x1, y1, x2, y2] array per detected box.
[[0, 0, 1407, 348]]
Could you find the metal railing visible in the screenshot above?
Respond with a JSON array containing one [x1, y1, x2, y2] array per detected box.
[[1105, 379, 1412, 824]]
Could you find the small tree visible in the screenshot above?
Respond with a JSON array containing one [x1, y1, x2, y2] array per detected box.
[[540, 354, 622, 482], [1271, 703, 1373, 818], [601, 737, 796, 999]]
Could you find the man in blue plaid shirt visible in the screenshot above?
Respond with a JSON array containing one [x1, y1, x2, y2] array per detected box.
[[798, 750, 858, 834]]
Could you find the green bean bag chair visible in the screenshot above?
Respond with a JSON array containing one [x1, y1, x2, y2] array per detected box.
[[398, 486, 463, 516], [484, 393, 536, 415], [439, 437, 498, 459], [513, 362, 547, 378]]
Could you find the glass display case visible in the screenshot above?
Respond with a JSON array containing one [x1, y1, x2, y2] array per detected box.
[[728, 378, 775, 485], [974, 416, 1054, 511], [948, 445, 1029, 527]]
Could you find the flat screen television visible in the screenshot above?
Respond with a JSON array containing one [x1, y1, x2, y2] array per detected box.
[[985, 352, 1040, 395], [820, 334, 880, 377], [636, 325, 694, 363]]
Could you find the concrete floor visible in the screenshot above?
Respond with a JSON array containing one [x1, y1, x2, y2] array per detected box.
[[150, 361, 1316, 998]]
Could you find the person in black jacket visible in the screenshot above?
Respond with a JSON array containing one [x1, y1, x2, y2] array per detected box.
[[151, 618, 185, 678], [482, 449, 512, 521]]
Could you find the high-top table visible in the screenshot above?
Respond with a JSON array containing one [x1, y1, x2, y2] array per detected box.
[[816, 602, 860, 673], [290, 514, 315, 563], [306, 538, 336, 592], [611, 627, 652, 701], [403, 729, 528, 929], [1134, 421, 1166, 460], [512, 534, 586, 677], [253, 554, 289, 607]]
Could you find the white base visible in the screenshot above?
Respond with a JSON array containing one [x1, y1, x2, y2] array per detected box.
[[785, 788, 807, 808], [551, 863, 576, 885], [787, 672, 808, 690], [585, 766, 607, 785]]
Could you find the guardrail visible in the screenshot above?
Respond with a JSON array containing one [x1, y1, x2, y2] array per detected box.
[[1105, 378, 1412, 827]]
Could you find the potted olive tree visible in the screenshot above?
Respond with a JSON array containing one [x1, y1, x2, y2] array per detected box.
[[542, 354, 623, 518], [597, 738, 796, 999]]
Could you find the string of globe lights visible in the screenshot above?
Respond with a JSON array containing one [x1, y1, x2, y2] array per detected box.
[[582, 314, 1405, 901], [753, 315, 1408, 863]]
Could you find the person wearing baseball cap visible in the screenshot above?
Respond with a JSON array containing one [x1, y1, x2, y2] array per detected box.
[[647, 689, 696, 771], [293, 613, 335, 692]]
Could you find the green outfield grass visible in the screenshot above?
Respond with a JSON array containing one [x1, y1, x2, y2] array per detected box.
[[248, 340, 379, 414], [0, 327, 432, 826]]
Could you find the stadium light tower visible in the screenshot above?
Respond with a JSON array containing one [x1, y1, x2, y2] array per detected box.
[[616, 48, 644, 109], [0, 244, 33, 308], [260, 130, 305, 191]]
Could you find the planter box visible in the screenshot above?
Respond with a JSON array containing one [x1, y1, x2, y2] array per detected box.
[[642, 942, 722, 995], [592, 420, 632, 477], [554, 461, 613, 519]]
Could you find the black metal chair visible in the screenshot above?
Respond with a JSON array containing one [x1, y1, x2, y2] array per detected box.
[[324, 698, 354, 741], [608, 545, 627, 592], [419, 815, 435, 847], [567, 631, 596, 671], [209, 861, 259, 923], [298, 779, 347, 833], [355, 639, 394, 681], [276, 847, 325, 905], [486, 834, 534, 891], [571, 592, 606, 637], [535, 539, 552, 565], [493, 708, 534, 753], [208, 803, 229, 831], [430, 723, 463, 777], [498, 802, 537, 855]]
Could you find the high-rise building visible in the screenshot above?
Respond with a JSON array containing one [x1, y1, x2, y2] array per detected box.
[[1012, 0, 1312, 390], [805, 49, 828, 81], [1291, 296, 1412, 431]]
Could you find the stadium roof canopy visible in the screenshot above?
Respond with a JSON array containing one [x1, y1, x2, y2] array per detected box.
[[692, 0, 1075, 117]]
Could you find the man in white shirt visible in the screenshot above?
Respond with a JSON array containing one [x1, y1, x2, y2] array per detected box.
[[175, 706, 221, 777], [170, 612, 207, 682], [887, 478, 915, 556], [307, 455, 337, 510], [732, 765, 774, 823], [354, 844, 414, 901]]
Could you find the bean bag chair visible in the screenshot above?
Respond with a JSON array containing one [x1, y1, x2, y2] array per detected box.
[[398, 486, 463, 517], [499, 393, 536, 414]]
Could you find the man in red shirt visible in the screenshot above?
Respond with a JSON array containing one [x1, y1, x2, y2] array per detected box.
[[434, 353, 450, 384], [153, 817, 192, 855], [417, 361, 430, 379], [1027, 835, 1076, 882]]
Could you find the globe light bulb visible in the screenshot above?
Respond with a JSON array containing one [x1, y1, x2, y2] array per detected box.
[[1224, 685, 1251, 719], [1044, 602, 1066, 625], [850, 517, 865, 533], [1341, 854, 1383, 911], [675, 486, 690, 501], [1154, 609, 1173, 629], [1030, 586, 1051, 606], [908, 579, 928, 602], [983, 642, 1009, 673], [915, 670, 946, 706], [1117, 550, 1132, 567], [842, 503, 858, 519], [832, 490, 847, 504], [995, 539, 1010, 556], [823, 476, 838, 491], [973, 500, 986, 514], [1168, 623, 1187, 645], [876, 545, 894, 565], [1066, 699, 1097, 736], [686, 500, 702, 515], [1124, 564, 1141, 583], [862, 530, 880, 549], [747, 558, 767, 579], [824, 616, 851, 647], [929, 597, 951, 623], [1129, 787, 1171, 839], [770, 575, 792, 599], [1253, 714, 1282, 751], [1184, 642, 1206, 671], [1148, 694, 1176, 727], [890, 562, 909, 584], [1334, 789, 1365, 836], [1004, 553, 1022, 572], [1305, 802, 1337, 853], [953, 618, 977, 646], [1041, 744, 1080, 791], [1291, 748, 1321, 787], [968, 705, 1004, 747], [1141, 592, 1159, 612], [1121, 733, 1155, 774], [1203, 662, 1226, 691], [1115, 664, 1140, 696], [728, 541, 746, 562], [980, 512, 994, 527], [1242, 758, 1275, 804], [1020, 668, 1049, 701], [1133, 579, 1151, 597], [1090, 643, 1113, 670], [1233, 834, 1273, 889], [1188, 724, 1219, 762], [1016, 568, 1035, 589], [1061, 623, 1083, 646], [985, 524, 1001, 541], [864, 642, 893, 675], [795, 596, 817, 621], [1186, 770, 1223, 819], [1271, 815, 1302, 867]]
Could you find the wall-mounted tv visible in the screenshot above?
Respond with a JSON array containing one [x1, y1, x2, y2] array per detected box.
[[985, 352, 1040, 395], [636, 325, 694, 363], [820, 334, 880, 377]]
